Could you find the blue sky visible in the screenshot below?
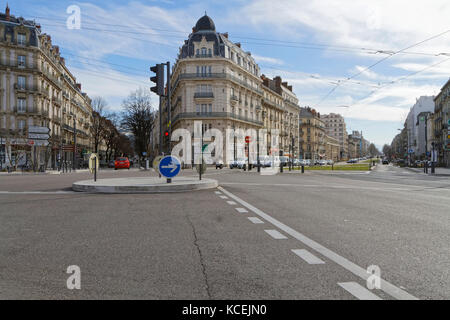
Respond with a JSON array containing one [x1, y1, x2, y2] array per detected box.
[[8, 0, 450, 148]]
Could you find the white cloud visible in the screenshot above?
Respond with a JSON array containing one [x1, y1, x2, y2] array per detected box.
[[252, 54, 284, 65]]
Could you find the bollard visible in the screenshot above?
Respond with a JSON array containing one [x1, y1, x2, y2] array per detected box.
[[280, 163, 283, 173], [301, 165, 304, 174]]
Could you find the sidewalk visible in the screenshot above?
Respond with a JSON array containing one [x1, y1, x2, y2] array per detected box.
[[404, 166, 450, 176]]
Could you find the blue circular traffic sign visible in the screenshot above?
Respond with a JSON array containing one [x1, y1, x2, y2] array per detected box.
[[159, 156, 181, 178]]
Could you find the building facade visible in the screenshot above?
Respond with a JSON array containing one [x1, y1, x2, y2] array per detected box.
[[405, 96, 435, 162], [322, 113, 348, 160], [324, 134, 340, 162], [154, 14, 301, 163], [0, 6, 94, 170], [299, 107, 326, 161], [433, 79, 450, 167]]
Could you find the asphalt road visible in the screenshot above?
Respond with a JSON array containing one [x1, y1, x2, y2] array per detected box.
[[0, 164, 448, 299]]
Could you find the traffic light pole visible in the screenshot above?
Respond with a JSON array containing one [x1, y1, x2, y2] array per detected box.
[[166, 61, 172, 184]]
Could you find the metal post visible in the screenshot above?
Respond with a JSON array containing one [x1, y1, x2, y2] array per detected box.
[[200, 129, 203, 181], [159, 96, 162, 157], [73, 118, 77, 171], [257, 129, 260, 173], [166, 61, 172, 184], [247, 140, 250, 171], [94, 157, 97, 182]]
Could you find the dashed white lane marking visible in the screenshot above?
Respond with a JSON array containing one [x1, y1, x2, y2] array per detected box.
[[219, 195, 229, 199], [265, 229, 288, 240], [227, 201, 237, 205], [235, 208, 248, 213], [292, 249, 325, 265], [248, 217, 264, 224], [338, 282, 382, 300], [215, 191, 222, 195], [218, 186, 418, 300]]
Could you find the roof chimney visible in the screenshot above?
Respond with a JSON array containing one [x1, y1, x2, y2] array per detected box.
[[5, 3, 10, 21], [223, 32, 228, 39], [236, 42, 241, 48], [76, 83, 81, 91]]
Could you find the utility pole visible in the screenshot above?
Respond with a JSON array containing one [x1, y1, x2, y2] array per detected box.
[[257, 129, 260, 173]]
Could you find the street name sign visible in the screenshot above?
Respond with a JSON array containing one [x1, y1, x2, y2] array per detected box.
[[32, 140, 49, 147], [29, 126, 50, 134], [28, 133, 50, 140], [159, 156, 181, 178]]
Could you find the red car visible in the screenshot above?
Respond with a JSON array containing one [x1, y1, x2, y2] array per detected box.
[[115, 157, 130, 170]]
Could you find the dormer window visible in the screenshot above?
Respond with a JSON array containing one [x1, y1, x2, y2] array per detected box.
[[201, 47, 207, 55], [18, 33, 26, 46]]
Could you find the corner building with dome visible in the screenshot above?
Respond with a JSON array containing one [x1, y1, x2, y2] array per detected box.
[[154, 14, 302, 164]]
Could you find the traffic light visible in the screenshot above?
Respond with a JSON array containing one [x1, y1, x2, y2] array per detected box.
[[150, 64, 165, 96]]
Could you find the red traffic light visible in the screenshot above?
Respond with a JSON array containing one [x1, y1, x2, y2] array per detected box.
[[165, 131, 169, 137]]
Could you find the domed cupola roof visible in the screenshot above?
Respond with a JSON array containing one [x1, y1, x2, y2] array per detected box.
[[194, 13, 215, 32]]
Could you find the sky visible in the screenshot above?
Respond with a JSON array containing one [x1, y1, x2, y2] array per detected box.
[[7, 0, 450, 149]]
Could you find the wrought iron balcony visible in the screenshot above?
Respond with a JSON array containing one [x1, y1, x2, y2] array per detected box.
[[194, 92, 214, 99]]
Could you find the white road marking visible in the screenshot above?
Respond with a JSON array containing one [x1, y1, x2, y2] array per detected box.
[[215, 191, 222, 195], [0, 191, 76, 194], [292, 249, 325, 265], [265, 229, 288, 240], [218, 186, 418, 300], [235, 207, 248, 213], [248, 217, 264, 224], [338, 282, 382, 300], [227, 201, 237, 205], [219, 195, 229, 199]]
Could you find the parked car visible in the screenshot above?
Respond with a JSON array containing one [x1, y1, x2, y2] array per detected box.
[[215, 160, 224, 169], [326, 160, 334, 165], [230, 158, 247, 169], [319, 160, 328, 166], [347, 159, 358, 164], [115, 157, 130, 170]]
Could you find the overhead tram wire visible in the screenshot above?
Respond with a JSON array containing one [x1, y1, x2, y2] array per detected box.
[[347, 57, 450, 108], [313, 29, 450, 108], [30, 17, 450, 58]]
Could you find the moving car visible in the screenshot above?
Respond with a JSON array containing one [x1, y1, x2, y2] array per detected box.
[[382, 158, 389, 165], [115, 157, 130, 170]]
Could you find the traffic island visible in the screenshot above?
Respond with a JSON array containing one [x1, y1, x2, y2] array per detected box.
[[72, 177, 218, 194]]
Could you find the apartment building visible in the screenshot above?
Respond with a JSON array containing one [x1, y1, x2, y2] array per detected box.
[[324, 134, 340, 162], [322, 113, 348, 160], [299, 107, 326, 161], [0, 6, 94, 169], [155, 14, 301, 163], [433, 79, 450, 167]]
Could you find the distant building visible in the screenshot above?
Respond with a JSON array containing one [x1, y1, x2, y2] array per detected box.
[[433, 79, 450, 167], [322, 113, 348, 160], [405, 96, 435, 162], [299, 107, 325, 161]]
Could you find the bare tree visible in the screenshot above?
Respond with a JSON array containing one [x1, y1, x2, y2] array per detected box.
[[121, 89, 155, 162], [90, 97, 108, 154]]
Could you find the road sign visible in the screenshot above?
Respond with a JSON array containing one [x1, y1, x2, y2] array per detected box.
[[28, 133, 50, 140], [202, 144, 208, 152], [408, 149, 414, 154], [89, 153, 99, 174], [28, 140, 34, 146], [28, 126, 50, 134], [159, 156, 181, 178], [245, 136, 251, 144], [33, 140, 49, 147]]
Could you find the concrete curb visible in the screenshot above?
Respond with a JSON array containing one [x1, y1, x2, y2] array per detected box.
[[72, 177, 218, 194]]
